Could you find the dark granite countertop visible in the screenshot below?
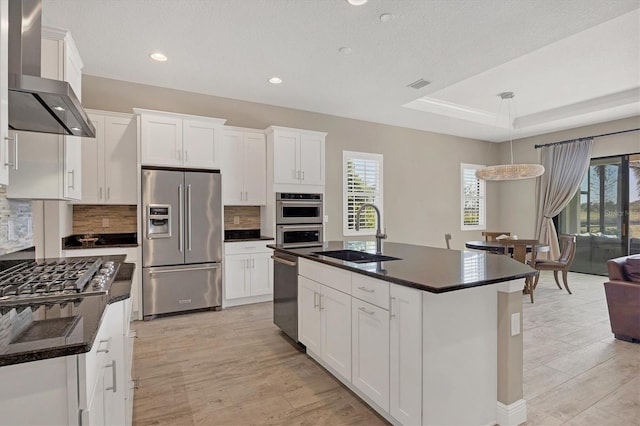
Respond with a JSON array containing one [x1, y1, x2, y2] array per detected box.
[[269, 241, 537, 294], [0, 262, 134, 367], [62, 232, 138, 250]]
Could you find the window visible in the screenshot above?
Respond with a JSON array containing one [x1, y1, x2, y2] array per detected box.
[[461, 163, 486, 230], [344, 151, 383, 236]]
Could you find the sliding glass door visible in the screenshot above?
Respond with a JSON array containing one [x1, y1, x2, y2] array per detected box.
[[558, 154, 640, 275]]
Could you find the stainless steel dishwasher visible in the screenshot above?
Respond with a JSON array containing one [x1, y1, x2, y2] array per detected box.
[[272, 252, 299, 342]]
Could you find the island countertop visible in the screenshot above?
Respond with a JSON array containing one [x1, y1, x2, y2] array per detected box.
[[269, 240, 537, 293]]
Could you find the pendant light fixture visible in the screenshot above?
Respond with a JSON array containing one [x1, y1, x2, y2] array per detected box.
[[476, 92, 545, 181]]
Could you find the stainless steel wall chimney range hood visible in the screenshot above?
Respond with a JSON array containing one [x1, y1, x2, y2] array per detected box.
[[8, 0, 95, 138]]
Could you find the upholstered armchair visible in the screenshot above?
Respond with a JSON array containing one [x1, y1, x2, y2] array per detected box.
[[605, 256, 640, 342]]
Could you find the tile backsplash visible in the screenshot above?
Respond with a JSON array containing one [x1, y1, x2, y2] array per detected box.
[[0, 187, 33, 255], [224, 206, 261, 230], [73, 205, 137, 234]]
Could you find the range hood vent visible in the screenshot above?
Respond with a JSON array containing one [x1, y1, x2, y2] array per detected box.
[[7, 0, 95, 138]]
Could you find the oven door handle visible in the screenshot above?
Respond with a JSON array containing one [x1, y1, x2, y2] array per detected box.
[[271, 256, 297, 267], [278, 224, 323, 230], [277, 200, 322, 206]]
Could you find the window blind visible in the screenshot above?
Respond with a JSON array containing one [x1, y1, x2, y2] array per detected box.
[[344, 152, 383, 236], [461, 164, 486, 230]]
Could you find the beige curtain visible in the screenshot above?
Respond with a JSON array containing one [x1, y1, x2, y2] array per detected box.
[[535, 138, 594, 260]]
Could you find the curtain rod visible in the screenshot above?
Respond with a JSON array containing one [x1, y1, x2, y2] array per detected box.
[[534, 128, 640, 149]]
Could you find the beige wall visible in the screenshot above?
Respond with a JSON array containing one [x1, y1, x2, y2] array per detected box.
[[495, 116, 640, 238], [83, 76, 501, 249]]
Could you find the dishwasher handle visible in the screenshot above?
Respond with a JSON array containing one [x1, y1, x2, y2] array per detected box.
[[271, 256, 297, 267]]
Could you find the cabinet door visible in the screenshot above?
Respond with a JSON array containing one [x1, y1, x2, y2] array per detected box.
[[390, 285, 422, 426], [298, 276, 321, 354], [224, 255, 250, 299], [299, 133, 324, 186], [183, 120, 221, 169], [249, 252, 272, 296], [321, 285, 351, 380], [104, 115, 137, 204], [243, 132, 266, 205], [222, 131, 244, 205], [0, 0, 9, 186], [352, 298, 389, 411], [273, 131, 300, 184], [64, 136, 82, 200], [87, 370, 106, 426], [140, 115, 182, 166], [80, 114, 105, 203]]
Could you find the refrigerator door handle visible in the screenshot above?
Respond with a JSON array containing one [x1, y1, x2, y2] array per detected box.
[[178, 184, 184, 253], [148, 264, 221, 275], [187, 184, 193, 251]]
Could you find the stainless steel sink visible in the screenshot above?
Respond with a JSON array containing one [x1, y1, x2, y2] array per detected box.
[[311, 249, 401, 263]]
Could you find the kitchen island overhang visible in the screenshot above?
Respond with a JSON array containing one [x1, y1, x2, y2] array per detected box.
[[270, 240, 535, 426]]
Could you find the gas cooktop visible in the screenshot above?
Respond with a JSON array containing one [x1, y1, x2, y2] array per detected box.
[[0, 257, 121, 308]]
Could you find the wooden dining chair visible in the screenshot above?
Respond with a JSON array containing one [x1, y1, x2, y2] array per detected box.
[[532, 235, 577, 295], [498, 238, 540, 303], [482, 231, 511, 242]]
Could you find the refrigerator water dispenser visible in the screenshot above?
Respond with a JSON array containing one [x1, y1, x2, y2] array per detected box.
[[147, 205, 171, 238]]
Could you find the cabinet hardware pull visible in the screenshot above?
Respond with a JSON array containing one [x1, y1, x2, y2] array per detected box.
[[240, 191, 243, 201], [244, 191, 248, 201], [302, 171, 305, 180], [105, 360, 117, 393], [271, 256, 297, 267], [176, 149, 181, 161], [358, 306, 375, 316], [97, 338, 110, 353], [390, 296, 396, 318], [313, 292, 318, 309], [4, 134, 18, 170], [319, 294, 324, 310], [107, 187, 110, 201], [357, 286, 375, 293], [185, 150, 189, 162], [99, 187, 103, 200], [178, 184, 184, 252], [67, 170, 75, 189]]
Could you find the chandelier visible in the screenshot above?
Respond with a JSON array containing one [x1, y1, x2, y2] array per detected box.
[[476, 92, 545, 181]]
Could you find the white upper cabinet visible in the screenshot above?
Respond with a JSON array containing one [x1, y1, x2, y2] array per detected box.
[[266, 126, 326, 191], [7, 28, 83, 200], [222, 128, 266, 205], [136, 109, 226, 169], [0, 0, 9, 186], [79, 111, 137, 204]]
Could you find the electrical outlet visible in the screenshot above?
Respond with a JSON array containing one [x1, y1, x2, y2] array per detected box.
[[511, 313, 521, 336], [324, 215, 329, 223], [233, 216, 240, 225], [7, 220, 15, 240], [102, 218, 110, 227]]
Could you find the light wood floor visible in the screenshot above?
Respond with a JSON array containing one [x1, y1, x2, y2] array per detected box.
[[132, 271, 639, 425]]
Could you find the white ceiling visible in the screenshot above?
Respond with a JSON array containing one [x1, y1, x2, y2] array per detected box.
[[42, 0, 640, 143]]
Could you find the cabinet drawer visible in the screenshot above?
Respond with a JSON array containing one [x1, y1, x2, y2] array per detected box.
[[224, 241, 272, 255], [351, 274, 389, 310], [299, 258, 350, 294]]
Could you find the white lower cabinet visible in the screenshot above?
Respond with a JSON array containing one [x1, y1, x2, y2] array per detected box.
[[0, 298, 132, 426], [352, 298, 390, 411], [223, 241, 273, 306], [298, 276, 351, 381], [390, 285, 423, 426], [297, 258, 422, 425]]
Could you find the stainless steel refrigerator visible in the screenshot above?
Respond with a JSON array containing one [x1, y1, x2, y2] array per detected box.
[[142, 168, 222, 319]]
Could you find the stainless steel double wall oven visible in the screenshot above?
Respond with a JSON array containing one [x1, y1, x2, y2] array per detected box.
[[275, 193, 323, 248]]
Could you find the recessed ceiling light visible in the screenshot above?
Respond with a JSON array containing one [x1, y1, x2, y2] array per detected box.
[[347, 0, 368, 5], [52, 106, 65, 111], [338, 46, 352, 55], [149, 52, 168, 62], [269, 77, 283, 84], [379, 13, 393, 22]]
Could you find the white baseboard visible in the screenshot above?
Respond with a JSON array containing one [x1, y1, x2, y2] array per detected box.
[[496, 399, 527, 426]]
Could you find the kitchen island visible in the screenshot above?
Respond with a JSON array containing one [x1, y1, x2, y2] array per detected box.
[[270, 241, 536, 426]]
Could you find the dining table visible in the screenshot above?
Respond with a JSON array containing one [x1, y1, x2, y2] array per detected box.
[[465, 240, 550, 256]]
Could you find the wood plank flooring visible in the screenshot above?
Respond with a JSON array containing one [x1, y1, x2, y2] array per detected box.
[[132, 271, 639, 425]]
